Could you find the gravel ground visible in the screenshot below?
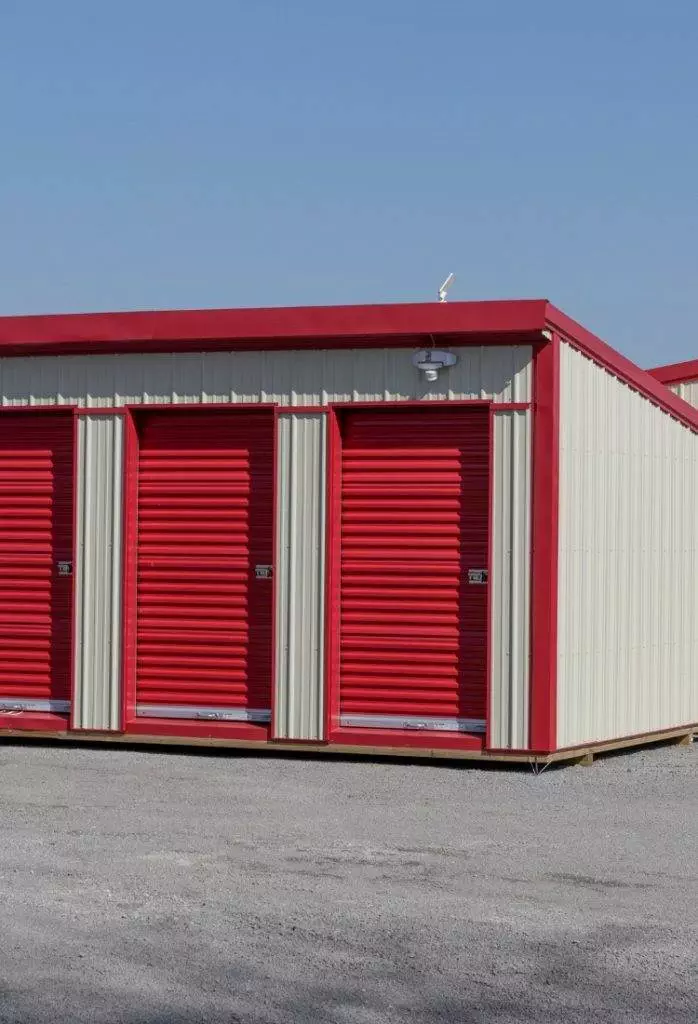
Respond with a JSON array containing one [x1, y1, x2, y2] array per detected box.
[[0, 740, 695, 1024]]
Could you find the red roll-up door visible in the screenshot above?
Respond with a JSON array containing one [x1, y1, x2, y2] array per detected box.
[[134, 410, 274, 724], [338, 407, 489, 733], [0, 414, 74, 715]]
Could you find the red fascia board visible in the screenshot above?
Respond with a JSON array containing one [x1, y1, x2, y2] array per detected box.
[[0, 299, 548, 357], [648, 358, 698, 386], [545, 304, 698, 432]]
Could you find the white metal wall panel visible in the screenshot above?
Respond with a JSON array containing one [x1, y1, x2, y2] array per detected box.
[[489, 410, 532, 749], [0, 345, 532, 407], [669, 380, 698, 409], [274, 414, 326, 740], [73, 414, 124, 731], [557, 344, 698, 748]]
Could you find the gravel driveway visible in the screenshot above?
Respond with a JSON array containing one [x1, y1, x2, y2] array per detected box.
[[0, 740, 695, 1023]]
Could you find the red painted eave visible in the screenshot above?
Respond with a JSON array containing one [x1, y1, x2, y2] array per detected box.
[[0, 299, 549, 357], [647, 358, 698, 386], [545, 303, 698, 432]]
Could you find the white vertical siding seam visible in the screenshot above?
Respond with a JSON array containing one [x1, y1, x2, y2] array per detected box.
[[489, 410, 532, 749], [287, 416, 299, 731], [73, 418, 86, 725], [109, 420, 124, 729], [72, 415, 125, 731], [316, 418, 327, 739], [274, 417, 290, 735], [273, 414, 327, 741]]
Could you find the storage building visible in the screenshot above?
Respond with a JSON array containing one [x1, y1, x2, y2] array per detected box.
[[649, 358, 698, 409], [0, 299, 695, 765]]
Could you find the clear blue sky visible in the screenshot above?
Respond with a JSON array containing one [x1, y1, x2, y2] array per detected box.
[[1, 1, 696, 366]]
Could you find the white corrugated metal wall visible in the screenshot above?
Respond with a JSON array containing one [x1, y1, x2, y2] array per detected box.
[[557, 343, 698, 748], [489, 411, 531, 749], [72, 414, 124, 731], [669, 379, 698, 409], [0, 345, 532, 406], [274, 414, 326, 741], [0, 345, 534, 746]]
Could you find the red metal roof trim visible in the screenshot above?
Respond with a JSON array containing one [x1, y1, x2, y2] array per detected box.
[[647, 358, 698, 386], [545, 304, 698, 433], [0, 299, 548, 357], [2, 295, 693, 431]]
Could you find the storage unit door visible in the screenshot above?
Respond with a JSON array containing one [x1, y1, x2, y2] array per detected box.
[[0, 414, 74, 715], [339, 407, 489, 733], [135, 410, 274, 723]]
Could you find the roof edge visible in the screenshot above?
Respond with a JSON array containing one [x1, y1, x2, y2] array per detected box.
[[647, 358, 698, 386], [0, 299, 549, 357], [545, 303, 698, 432]]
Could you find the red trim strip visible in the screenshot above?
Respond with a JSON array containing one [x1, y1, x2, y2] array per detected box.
[[329, 727, 485, 753], [545, 305, 698, 432], [0, 712, 69, 732], [123, 401, 277, 412], [647, 358, 698, 386], [281, 401, 529, 414], [529, 337, 560, 752], [270, 409, 280, 739], [323, 408, 341, 741], [5, 402, 528, 417], [276, 406, 329, 414], [0, 299, 548, 357], [74, 407, 128, 416], [124, 719, 269, 742], [485, 409, 495, 750], [120, 412, 139, 729], [329, 399, 494, 410], [0, 404, 77, 413], [69, 413, 79, 728]]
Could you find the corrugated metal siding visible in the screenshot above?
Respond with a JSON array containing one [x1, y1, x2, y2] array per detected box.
[[338, 407, 489, 732], [274, 414, 326, 741], [557, 344, 698, 747], [134, 410, 274, 718], [73, 415, 124, 731], [0, 414, 74, 713], [0, 345, 532, 407], [489, 410, 531, 749], [669, 379, 698, 409]]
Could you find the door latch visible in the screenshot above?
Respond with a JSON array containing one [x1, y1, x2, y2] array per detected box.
[[467, 568, 488, 584]]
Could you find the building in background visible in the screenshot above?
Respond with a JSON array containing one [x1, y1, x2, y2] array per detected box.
[[649, 359, 698, 409], [0, 299, 695, 766]]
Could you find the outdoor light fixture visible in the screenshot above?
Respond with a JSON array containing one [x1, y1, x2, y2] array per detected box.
[[412, 348, 458, 382]]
